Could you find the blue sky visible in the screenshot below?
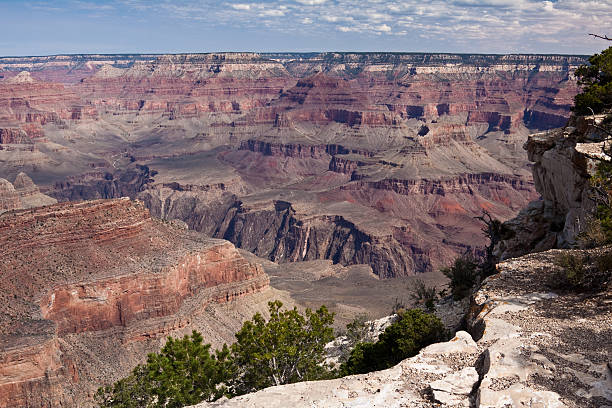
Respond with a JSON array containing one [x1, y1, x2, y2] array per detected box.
[[1, 0, 611, 56]]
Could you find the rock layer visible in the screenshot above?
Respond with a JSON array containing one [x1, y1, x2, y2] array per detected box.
[[0, 52, 585, 277], [0, 198, 269, 407], [497, 114, 610, 259], [0, 172, 56, 213]]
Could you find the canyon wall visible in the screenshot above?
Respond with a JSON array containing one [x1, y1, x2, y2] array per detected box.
[[497, 113, 610, 259], [0, 198, 269, 407], [0, 52, 585, 276], [0, 172, 56, 213]]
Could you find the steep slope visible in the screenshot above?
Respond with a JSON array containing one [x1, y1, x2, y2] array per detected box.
[[0, 198, 269, 408], [498, 113, 610, 259], [0, 172, 56, 213]]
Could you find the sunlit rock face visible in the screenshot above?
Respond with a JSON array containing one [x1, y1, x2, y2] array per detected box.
[[0, 198, 269, 408], [0, 172, 55, 213], [0, 52, 585, 276], [497, 113, 611, 259]]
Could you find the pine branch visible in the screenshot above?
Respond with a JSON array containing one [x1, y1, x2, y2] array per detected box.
[[589, 33, 612, 41]]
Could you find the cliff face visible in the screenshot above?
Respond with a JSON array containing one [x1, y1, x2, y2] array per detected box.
[[0, 198, 269, 408], [497, 114, 610, 259], [0, 52, 585, 277]]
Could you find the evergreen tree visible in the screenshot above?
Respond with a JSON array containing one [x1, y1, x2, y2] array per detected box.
[[340, 309, 447, 375], [231, 300, 335, 395], [95, 331, 232, 408], [573, 46, 612, 115]]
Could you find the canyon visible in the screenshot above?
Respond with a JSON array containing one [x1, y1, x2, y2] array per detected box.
[[0, 52, 585, 276], [0, 52, 595, 407], [189, 114, 612, 408]]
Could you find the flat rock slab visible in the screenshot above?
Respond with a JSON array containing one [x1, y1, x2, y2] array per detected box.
[[193, 331, 480, 408]]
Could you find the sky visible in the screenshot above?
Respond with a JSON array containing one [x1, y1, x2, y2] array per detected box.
[[1, 0, 612, 56]]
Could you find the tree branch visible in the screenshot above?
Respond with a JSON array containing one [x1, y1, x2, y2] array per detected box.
[[589, 33, 612, 41]]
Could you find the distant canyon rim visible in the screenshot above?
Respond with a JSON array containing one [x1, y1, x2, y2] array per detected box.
[[0, 52, 585, 277]]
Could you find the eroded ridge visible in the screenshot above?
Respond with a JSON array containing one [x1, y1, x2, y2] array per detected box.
[[0, 198, 269, 408]]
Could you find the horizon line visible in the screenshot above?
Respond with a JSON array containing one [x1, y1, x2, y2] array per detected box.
[[0, 51, 591, 59]]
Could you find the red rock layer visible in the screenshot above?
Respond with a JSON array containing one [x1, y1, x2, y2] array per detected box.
[[0, 198, 268, 408]]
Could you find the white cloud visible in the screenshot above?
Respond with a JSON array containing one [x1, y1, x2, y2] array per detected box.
[[259, 9, 285, 17], [119, 0, 612, 53], [294, 0, 327, 4], [375, 24, 391, 32]]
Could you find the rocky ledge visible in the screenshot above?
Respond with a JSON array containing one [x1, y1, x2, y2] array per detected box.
[[498, 114, 611, 259], [191, 247, 612, 408], [0, 198, 269, 407]]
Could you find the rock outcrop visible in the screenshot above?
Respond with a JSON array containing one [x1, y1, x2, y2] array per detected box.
[[190, 247, 612, 408], [498, 114, 610, 259], [467, 249, 612, 407], [0, 172, 56, 213], [194, 331, 481, 408], [0, 198, 269, 407]]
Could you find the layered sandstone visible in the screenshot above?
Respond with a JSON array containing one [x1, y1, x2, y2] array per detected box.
[[0, 198, 269, 407], [0, 52, 586, 277], [0, 172, 56, 213]]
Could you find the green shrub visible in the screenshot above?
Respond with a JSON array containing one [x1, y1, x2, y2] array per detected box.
[[340, 309, 447, 376], [336, 314, 371, 365], [409, 279, 437, 311], [552, 251, 612, 292], [231, 301, 335, 395], [577, 216, 608, 249], [97, 301, 336, 407], [573, 46, 612, 115], [555, 252, 586, 287], [94, 365, 153, 408], [590, 156, 612, 244], [344, 314, 370, 345], [441, 254, 480, 300]]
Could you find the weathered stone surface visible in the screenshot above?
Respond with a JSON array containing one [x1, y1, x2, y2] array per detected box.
[[497, 112, 612, 259], [468, 249, 612, 408], [192, 331, 480, 408], [0, 177, 21, 212], [0, 198, 270, 407], [191, 247, 611, 408], [429, 367, 479, 406], [0, 172, 56, 213], [12, 172, 57, 209]]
